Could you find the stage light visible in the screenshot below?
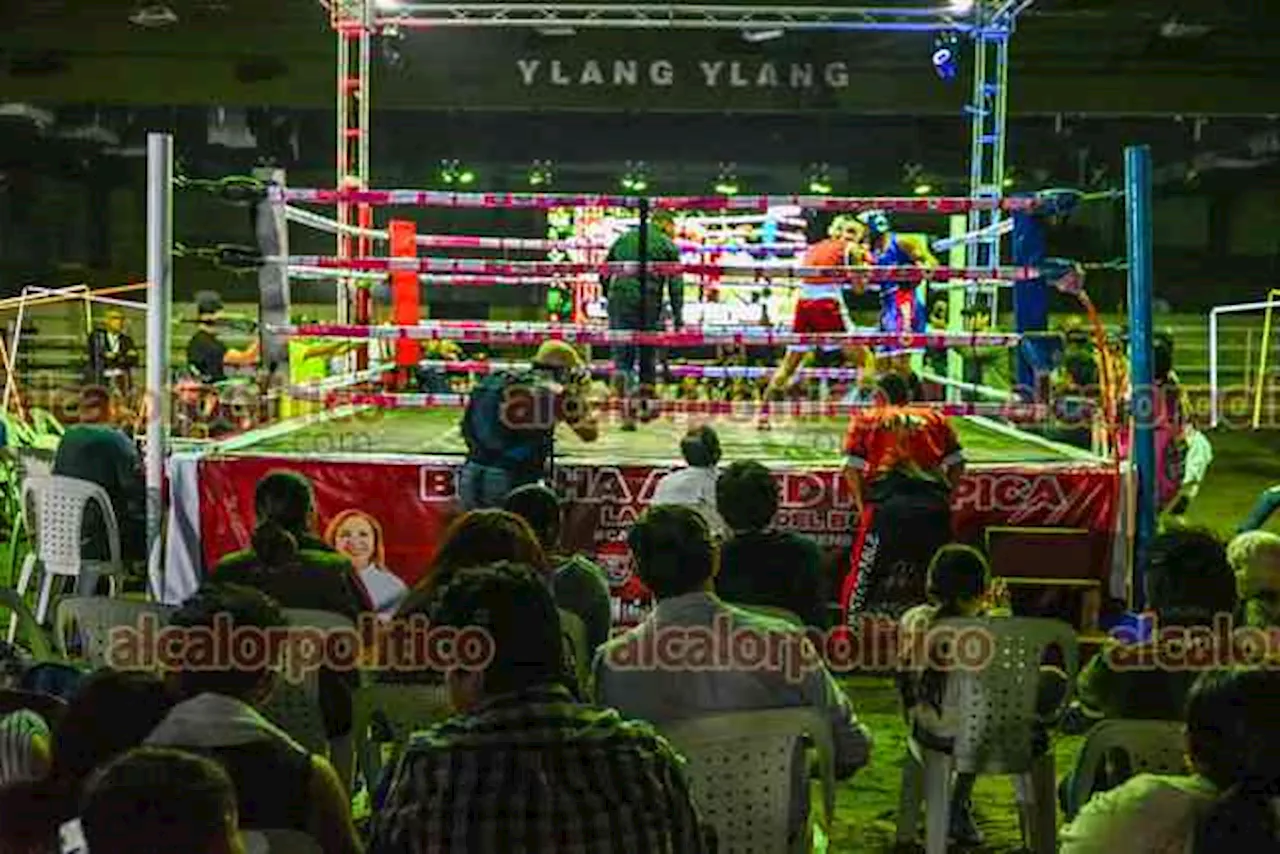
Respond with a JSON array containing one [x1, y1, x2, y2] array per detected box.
[[913, 182, 933, 195], [932, 31, 959, 81], [807, 163, 833, 194], [528, 160, 554, 187], [715, 162, 739, 196], [440, 159, 474, 186], [948, 0, 974, 14], [621, 161, 649, 193]]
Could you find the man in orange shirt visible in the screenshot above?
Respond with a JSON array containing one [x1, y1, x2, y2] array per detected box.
[[759, 216, 869, 428], [839, 372, 964, 626]]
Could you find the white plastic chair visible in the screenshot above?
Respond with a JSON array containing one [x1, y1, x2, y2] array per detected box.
[[14, 476, 128, 631], [1062, 719, 1187, 820], [351, 681, 453, 791], [660, 707, 836, 854], [895, 617, 1078, 854], [53, 596, 176, 668]]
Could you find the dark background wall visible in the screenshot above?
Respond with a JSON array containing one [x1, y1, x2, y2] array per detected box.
[[2, 1, 1278, 313]]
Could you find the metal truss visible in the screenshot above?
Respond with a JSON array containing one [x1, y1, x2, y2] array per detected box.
[[362, 4, 990, 33]]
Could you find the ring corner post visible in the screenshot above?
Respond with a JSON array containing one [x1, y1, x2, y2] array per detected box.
[[1124, 144, 1155, 610], [145, 132, 174, 602]]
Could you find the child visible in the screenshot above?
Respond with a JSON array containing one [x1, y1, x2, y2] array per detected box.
[[898, 545, 1066, 847], [898, 545, 995, 845]]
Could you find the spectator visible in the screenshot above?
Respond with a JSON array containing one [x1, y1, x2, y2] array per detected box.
[[144, 583, 362, 854], [186, 290, 258, 384], [649, 424, 729, 539], [715, 460, 828, 628], [0, 670, 174, 853], [324, 509, 408, 619], [1075, 527, 1236, 723], [898, 545, 1067, 846], [369, 562, 709, 853], [52, 400, 147, 569], [502, 483, 612, 656], [840, 371, 964, 624], [458, 340, 598, 509], [215, 471, 373, 621], [1164, 423, 1213, 522], [78, 747, 247, 854], [1061, 666, 1280, 854], [1227, 531, 1280, 629], [395, 509, 549, 621], [85, 308, 139, 398], [595, 505, 871, 848], [215, 472, 373, 792]]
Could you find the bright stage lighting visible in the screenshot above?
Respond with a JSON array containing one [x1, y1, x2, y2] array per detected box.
[[913, 183, 933, 196], [932, 31, 959, 81], [948, 0, 975, 14], [621, 161, 649, 193]]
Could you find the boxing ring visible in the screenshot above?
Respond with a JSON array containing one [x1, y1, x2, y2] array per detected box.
[[151, 181, 1138, 625], [144, 0, 1162, 625]]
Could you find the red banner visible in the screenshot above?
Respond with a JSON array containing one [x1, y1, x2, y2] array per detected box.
[[197, 456, 1119, 603]]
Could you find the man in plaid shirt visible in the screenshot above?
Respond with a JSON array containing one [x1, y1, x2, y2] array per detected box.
[[368, 562, 710, 854]]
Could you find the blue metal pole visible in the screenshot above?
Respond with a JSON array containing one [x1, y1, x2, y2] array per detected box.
[[1125, 145, 1155, 609]]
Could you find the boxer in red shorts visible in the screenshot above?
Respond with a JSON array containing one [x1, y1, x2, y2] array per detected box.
[[759, 216, 869, 428]]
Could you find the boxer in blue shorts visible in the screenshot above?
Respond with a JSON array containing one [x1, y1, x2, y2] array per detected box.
[[858, 210, 937, 374]]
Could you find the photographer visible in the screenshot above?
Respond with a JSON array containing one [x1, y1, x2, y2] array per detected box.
[[458, 341, 599, 510]]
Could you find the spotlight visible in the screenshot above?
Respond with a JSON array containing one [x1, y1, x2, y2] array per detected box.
[[528, 159, 554, 187], [948, 0, 974, 14], [932, 31, 959, 81], [620, 161, 649, 193], [714, 162, 739, 196], [440, 159, 475, 186], [807, 163, 833, 194], [913, 183, 933, 195]]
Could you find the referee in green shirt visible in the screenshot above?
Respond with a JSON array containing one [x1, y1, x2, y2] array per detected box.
[[602, 209, 683, 430]]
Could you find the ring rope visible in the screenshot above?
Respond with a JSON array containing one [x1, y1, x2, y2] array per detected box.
[[271, 188, 1045, 213], [280, 256, 1042, 282], [274, 321, 1022, 349]]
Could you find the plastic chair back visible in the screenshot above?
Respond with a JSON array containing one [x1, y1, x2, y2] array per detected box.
[[1063, 719, 1187, 820], [352, 681, 453, 791], [53, 596, 176, 667], [937, 616, 1078, 775], [25, 475, 121, 577], [660, 707, 836, 854], [259, 662, 328, 757]]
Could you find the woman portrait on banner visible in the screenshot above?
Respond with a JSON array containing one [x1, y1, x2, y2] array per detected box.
[[325, 509, 409, 619]]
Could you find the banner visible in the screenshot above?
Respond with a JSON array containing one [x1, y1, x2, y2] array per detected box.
[[197, 456, 1119, 602]]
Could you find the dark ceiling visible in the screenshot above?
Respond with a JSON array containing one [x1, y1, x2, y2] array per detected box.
[[2, 0, 1278, 113], [1, 1, 1278, 196]]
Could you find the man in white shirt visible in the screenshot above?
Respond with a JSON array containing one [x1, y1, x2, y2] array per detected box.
[[649, 425, 729, 539], [594, 505, 872, 846]]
